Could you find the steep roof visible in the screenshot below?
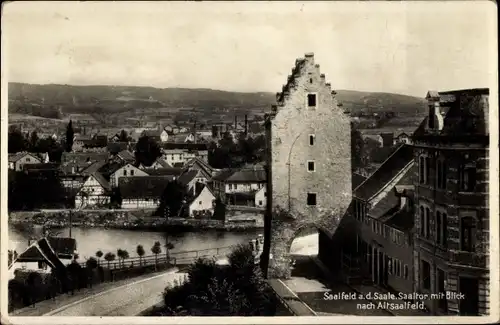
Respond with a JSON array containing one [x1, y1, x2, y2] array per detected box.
[[81, 160, 107, 176], [118, 176, 174, 199], [183, 157, 214, 178], [152, 158, 172, 168], [89, 172, 111, 192], [385, 206, 415, 232], [47, 237, 77, 257], [177, 170, 199, 186], [354, 144, 414, 201], [117, 150, 135, 162], [227, 168, 266, 183], [352, 173, 367, 191], [8, 152, 40, 163]]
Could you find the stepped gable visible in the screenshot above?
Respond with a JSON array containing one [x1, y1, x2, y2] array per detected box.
[[273, 52, 338, 113]]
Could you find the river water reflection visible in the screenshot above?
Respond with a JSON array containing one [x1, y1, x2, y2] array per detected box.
[[8, 224, 263, 261]]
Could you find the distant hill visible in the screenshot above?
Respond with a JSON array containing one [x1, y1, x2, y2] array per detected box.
[[8, 82, 427, 120]]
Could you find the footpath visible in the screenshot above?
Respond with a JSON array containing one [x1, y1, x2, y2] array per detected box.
[[311, 257, 429, 316], [9, 267, 179, 317]]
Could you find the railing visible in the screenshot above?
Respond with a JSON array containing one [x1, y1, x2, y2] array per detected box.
[[81, 242, 263, 270]]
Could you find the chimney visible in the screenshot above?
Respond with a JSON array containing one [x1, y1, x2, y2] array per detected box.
[[234, 116, 238, 129], [304, 52, 314, 65], [426, 91, 444, 131], [244, 115, 248, 135]]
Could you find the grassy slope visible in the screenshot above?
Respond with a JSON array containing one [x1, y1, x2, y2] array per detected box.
[[8, 83, 427, 125]]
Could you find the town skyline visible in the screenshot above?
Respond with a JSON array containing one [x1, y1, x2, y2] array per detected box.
[[3, 1, 495, 97]]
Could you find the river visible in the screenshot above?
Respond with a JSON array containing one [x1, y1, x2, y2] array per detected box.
[[8, 224, 263, 261]]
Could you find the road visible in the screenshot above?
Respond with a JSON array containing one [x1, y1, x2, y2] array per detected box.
[[43, 269, 187, 316], [40, 234, 317, 316]]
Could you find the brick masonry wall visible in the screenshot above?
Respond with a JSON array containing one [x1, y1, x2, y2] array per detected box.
[[267, 54, 352, 278]]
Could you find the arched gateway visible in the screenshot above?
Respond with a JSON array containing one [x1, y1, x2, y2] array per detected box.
[[260, 53, 352, 279]]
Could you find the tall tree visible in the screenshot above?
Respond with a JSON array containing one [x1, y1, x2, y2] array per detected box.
[[351, 126, 366, 171], [156, 180, 187, 218], [29, 131, 39, 152], [8, 130, 27, 153], [135, 135, 162, 167], [118, 129, 130, 142], [65, 120, 74, 152]]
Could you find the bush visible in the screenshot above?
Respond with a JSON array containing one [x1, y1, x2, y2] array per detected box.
[[160, 244, 277, 316]]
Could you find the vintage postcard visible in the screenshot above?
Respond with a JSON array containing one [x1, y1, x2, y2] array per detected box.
[[1, 1, 498, 324]]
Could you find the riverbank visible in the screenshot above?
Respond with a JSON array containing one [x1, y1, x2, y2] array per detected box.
[[9, 209, 264, 232]]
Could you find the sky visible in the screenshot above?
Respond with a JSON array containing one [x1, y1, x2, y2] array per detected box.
[[2, 1, 497, 97]]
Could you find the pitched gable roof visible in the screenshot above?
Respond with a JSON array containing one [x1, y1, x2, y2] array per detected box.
[[226, 167, 266, 183], [61, 152, 109, 165], [89, 172, 111, 192], [107, 142, 129, 154], [177, 170, 198, 186], [81, 160, 107, 176], [152, 158, 172, 168], [183, 157, 214, 179], [118, 176, 173, 199], [8, 152, 40, 163], [354, 144, 414, 201], [117, 150, 135, 162]]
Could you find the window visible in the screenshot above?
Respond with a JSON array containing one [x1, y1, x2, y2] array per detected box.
[[388, 257, 393, 275], [425, 157, 431, 185], [436, 211, 448, 247], [437, 268, 447, 311], [460, 217, 476, 252], [421, 260, 431, 290], [234, 184, 238, 190], [229, 184, 232, 190], [264, 191, 267, 197], [26, 158, 31, 162], [259, 200, 263, 206], [460, 164, 477, 192], [404, 264, 409, 279], [397, 260, 402, 277], [307, 193, 317, 206], [309, 134, 315, 146], [131, 170, 134, 176], [425, 207, 431, 239], [309, 78, 313, 84], [307, 161, 315, 172], [123, 170, 127, 176], [199, 201, 202, 205], [436, 159, 447, 189], [420, 206, 425, 236], [419, 156, 425, 184], [307, 93, 317, 108]]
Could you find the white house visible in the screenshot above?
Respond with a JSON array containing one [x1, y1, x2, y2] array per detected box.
[[8, 237, 77, 280], [110, 163, 148, 187], [119, 176, 172, 209], [8, 152, 41, 171], [177, 170, 199, 196], [188, 185, 216, 218], [75, 172, 111, 208], [254, 186, 267, 208], [211, 165, 266, 204]]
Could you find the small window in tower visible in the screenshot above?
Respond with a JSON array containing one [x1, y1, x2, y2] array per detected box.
[[307, 161, 315, 172], [309, 134, 315, 146], [309, 78, 313, 84], [307, 193, 317, 206], [307, 93, 317, 108]]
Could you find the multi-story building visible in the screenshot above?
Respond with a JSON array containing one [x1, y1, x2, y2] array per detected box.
[[263, 53, 352, 278], [412, 89, 490, 316], [351, 144, 416, 294]]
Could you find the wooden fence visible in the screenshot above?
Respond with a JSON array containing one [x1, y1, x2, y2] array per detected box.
[[83, 238, 264, 271]]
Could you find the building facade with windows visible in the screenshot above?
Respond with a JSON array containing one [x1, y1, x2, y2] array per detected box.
[[412, 89, 490, 316], [263, 52, 352, 278], [351, 144, 416, 294]]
